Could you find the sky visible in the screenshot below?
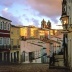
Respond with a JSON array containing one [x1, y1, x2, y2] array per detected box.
[[0, 0, 63, 29]]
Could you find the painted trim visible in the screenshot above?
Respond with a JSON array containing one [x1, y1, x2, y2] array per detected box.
[[0, 29, 10, 33], [0, 32, 10, 34], [0, 34, 10, 37]]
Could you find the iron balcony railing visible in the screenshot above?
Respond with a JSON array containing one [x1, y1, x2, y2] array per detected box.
[[0, 45, 11, 49], [10, 45, 20, 50]]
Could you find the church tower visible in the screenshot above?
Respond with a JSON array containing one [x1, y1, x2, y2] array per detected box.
[[47, 20, 51, 29], [41, 19, 46, 28]]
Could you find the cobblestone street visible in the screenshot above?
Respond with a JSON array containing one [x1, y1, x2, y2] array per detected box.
[[0, 64, 70, 72]]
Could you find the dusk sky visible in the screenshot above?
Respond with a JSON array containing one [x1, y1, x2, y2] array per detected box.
[[0, 0, 62, 29]]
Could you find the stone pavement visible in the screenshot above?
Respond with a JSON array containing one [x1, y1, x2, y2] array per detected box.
[[0, 64, 70, 72]]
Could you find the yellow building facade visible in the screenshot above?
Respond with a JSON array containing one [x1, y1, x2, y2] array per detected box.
[[10, 25, 20, 63], [20, 26, 28, 37], [20, 26, 38, 38]]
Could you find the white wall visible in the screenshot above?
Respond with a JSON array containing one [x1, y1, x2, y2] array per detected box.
[[20, 39, 49, 63], [32, 58, 41, 63]]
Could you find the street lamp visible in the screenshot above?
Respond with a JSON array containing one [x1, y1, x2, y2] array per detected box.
[[60, 15, 69, 67], [60, 15, 69, 30]]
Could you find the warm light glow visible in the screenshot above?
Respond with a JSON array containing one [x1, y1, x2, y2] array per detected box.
[[39, 30, 45, 36], [55, 30, 57, 33], [20, 27, 28, 36], [64, 20, 67, 24], [31, 28, 38, 37], [50, 30, 53, 35]]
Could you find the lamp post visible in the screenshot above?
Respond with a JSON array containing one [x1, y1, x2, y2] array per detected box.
[[60, 15, 69, 67]]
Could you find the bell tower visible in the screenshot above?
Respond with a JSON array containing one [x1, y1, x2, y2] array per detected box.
[[41, 19, 46, 28], [47, 20, 51, 29]]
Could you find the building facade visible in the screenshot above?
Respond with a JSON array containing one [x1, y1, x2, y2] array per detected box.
[[62, 0, 72, 68], [20, 38, 49, 63], [20, 26, 38, 38], [0, 16, 11, 63], [10, 25, 20, 63]]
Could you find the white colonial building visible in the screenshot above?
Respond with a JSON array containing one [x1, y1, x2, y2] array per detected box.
[[20, 38, 50, 63]]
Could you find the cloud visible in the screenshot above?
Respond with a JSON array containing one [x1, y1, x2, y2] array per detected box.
[[0, 0, 62, 18], [0, 0, 62, 28], [0, 0, 27, 7], [3, 7, 8, 12], [0, 0, 15, 7], [1, 8, 22, 25], [25, 0, 62, 23], [31, 18, 39, 27], [26, 0, 62, 17]]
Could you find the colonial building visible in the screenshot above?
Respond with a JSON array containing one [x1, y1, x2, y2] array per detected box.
[[20, 26, 38, 38], [20, 26, 28, 38], [0, 16, 11, 63], [61, 0, 72, 68], [10, 25, 20, 63], [20, 38, 49, 63]]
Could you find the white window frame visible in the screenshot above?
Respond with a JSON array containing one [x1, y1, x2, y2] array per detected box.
[[6, 38, 10, 45], [3, 37, 7, 45], [0, 37, 3, 45], [4, 22, 7, 30], [8, 23, 10, 31]]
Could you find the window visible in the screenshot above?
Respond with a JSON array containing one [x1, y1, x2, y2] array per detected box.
[[6, 38, 10, 45], [0, 37, 3, 45], [4, 22, 7, 30], [3, 38, 6, 45], [8, 23, 10, 30], [11, 39, 13, 45], [0, 22, 3, 29], [17, 39, 19, 45]]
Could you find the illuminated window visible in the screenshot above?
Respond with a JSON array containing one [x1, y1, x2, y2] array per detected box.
[[50, 30, 53, 35]]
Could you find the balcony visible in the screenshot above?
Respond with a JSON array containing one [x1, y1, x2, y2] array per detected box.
[[11, 45, 20, 50], [0, 45, 11, 51], [13, 45, 17, 48]]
